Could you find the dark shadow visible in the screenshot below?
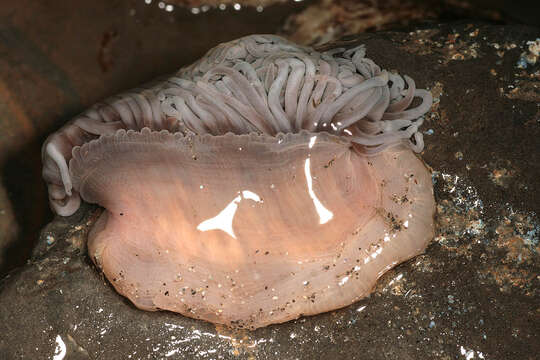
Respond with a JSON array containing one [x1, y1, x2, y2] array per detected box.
[[0, 136, 52, 276]]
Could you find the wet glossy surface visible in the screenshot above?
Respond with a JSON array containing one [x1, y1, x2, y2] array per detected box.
[[84, 133, 375, 263], [75, 128, 433, 328]]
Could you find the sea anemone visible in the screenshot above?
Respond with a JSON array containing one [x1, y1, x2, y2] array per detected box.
[[41, 35, 435, 329]]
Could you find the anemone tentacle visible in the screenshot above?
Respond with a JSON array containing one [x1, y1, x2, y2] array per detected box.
[[42, 34, 432, 216]]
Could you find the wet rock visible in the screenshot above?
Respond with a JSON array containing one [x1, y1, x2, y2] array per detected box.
[[1, 22, 539, 359], [162, 0, 286, 10], [279, 0, 507, 46]]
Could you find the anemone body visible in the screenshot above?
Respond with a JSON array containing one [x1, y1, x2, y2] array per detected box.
[[41, 35, 435, 329]]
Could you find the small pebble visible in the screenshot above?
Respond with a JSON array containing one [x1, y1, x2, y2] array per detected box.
[[516, 57, 528, 69], [46, 235, 55, 245]]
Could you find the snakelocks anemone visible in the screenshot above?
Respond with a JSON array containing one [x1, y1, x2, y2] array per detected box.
[[41, 35, 435, 329]]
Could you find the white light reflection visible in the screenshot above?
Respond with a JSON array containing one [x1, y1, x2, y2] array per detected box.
[[241, 190, 261, 202], [304, 136, 333, 224], [363, 246, 383, 264], [304, 158, 333, 224], [308, 135, 317, 149], [388, 273, 403, 286], [459, 345, 485, 359], [196, 191, 262, 238], [166, 348, 179, 357], [371, 247, 382, 259], [338, 276, 350, 286], [52, 335, 66, 360]]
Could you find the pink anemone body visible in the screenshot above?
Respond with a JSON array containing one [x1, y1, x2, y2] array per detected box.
[[41, 35, 435, 329]]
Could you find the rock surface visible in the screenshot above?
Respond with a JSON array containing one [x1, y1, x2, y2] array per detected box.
[[1, 21, 539, 359], [279, 0, 506, 46]]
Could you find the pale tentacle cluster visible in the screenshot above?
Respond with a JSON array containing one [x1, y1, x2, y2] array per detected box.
[[42, 34, 432, 216]]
